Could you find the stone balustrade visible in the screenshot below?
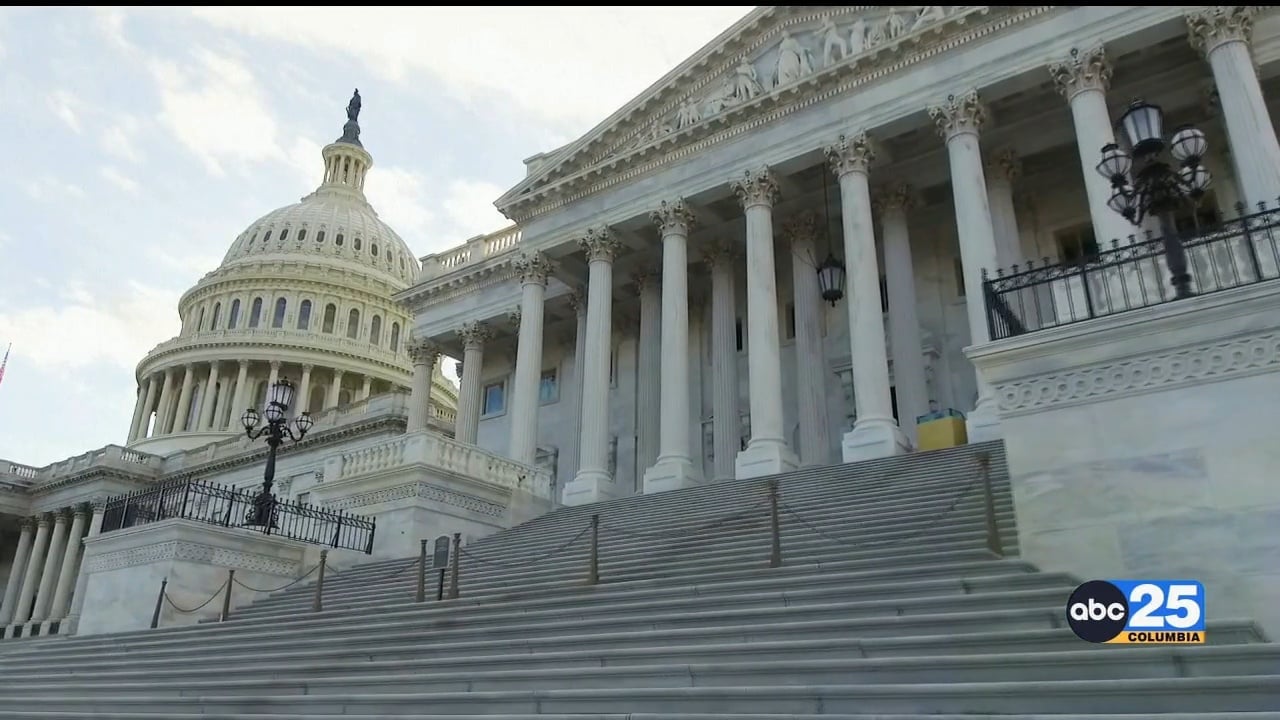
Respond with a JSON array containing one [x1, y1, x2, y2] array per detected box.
[[417, 225, 523, 281], [335, 430, 553, 499], [143, 328, 406, 367], [0, 446, 163, 490]]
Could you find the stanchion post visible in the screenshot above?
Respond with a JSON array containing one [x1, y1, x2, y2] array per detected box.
[[437, 567, 446, 601], [313, 550, 328, 613], [587, 514, 600, 586], [220, 569, 235, 622], [768, 478, 782, 568], [415, 538, 427, 603], [976, 451, 1004, 557], [150, 578, 167, 629], [446, 533, 461, 600]]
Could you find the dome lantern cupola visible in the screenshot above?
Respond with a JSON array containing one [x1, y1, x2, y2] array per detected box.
[[321, 89, 372, 197]]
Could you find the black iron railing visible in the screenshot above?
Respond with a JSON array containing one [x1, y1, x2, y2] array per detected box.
[[100, 479, 376, 554], [983, 203, 1280, 341]]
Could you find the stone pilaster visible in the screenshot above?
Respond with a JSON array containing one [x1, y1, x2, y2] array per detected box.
[[874, 184, 930, 443], [406, 337, 441, 432], [703, 239, 741, 482], [783, 211, 832, 467], [63, 500, 106, 632], [455, 321, 495, 445], [508, 252, 554, 465]]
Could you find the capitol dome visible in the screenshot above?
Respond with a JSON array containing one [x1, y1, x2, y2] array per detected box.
[[124, 91, 457, 455]]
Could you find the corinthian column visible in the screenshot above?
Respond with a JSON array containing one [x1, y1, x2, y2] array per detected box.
[[986, 149, 1024, 269], [406, 337, 440, 432], [127, 381, 147, 443], [172, 364, 196, 433], [133, 375, 159, 441], [1049, 46, 1134, 247], [296, 364, 313, 417], [48, 506, 88, 621], [12, 515, 50, 625], [563, 226, 622, 505], [455, 321, 494, 445], [704, 240, 741, 482], [730, 167, 799, 478], [929, 90, 1002, 441], [198, 362, 221, 431], [634, 268, 662, 477], [231, 361, 250, 421], [644, 198, 702, 492], [826, 133, 909, 462], [875, 184, 930, 443], [508, 252, 553, 465], [783, 212, 832, 466], [564, 289, 588, 479], [30, 511, 69, 622], [1188, 7, 1280, 207], [154, 368, 175, 435], [0, 519, 33, 626]]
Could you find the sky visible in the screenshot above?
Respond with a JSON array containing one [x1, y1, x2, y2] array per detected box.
[[0, 6, 754, 467]]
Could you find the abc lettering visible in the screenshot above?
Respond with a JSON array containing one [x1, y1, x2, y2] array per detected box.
[[1069, 599, 1125, 621]]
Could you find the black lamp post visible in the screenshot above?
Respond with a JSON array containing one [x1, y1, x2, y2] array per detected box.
[[816, 169, 846, 306], [1095, 99, 1212, 300], [241, 378, 313, 527]]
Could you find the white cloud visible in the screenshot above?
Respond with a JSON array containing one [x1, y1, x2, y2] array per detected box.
[[440, 179, 511, 238], [185, 7, 753, 132], [100, 116, 144, 164], [100, 165, 140, 194], [47, 90, 83, 133], [362, 167, 510, 255], [149, 48, 282, 175], [0, 281, 180, 372], [26, 175, 86, 202]]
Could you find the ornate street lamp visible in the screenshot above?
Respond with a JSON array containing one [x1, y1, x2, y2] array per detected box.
[[241, 378, 313, 527], [1095, 99, 1212, 300], [816, 169, 846, 306]]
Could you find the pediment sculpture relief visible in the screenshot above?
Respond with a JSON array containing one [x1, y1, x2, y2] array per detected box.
[[622, 7, 967, 153]]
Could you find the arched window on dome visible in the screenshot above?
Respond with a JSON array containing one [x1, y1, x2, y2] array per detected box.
[[354, 237, 363, 252], [347, 309, 360, 339], [297, 300, 312, 330], [249, 297, 263, 328], [263, 231, 272, 244], [322, 304, 336, 334], [298, 229, 307, 242], [197, 307, 205, 333], [390, 322, 401, 352], [372, 242, 379, 257], [335, 234, 344, 247], [272, 298, 287, 328], [370, 315, 382, 345], [211, 302, 222, 330], [316, 231, 325, 244], [228, 299, 241, 329], [280, 228, 289, 242]]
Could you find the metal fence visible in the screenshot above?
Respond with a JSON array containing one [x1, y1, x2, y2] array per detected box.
[[100, 479, 376, 554], [983, 203, 1280, 341]]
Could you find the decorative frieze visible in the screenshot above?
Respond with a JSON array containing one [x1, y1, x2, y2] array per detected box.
[[825, 131, 876, 178], [928, 90, 987, 140], [321, 480, 506, 518], [1049, 46, 1112, 100], [732, 166, 780, 209], [651, 197, 696, 236], [579, 226, 620, 263], [1187, 6, 1258, 56], [84, 539, 301, 577]]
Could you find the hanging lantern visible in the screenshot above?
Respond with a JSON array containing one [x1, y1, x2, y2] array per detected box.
[[816, 253, 846, 306], [1117, 99, 1165, 158]]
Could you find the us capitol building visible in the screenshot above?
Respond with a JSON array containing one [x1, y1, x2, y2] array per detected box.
[[2, 5, 1280, 641]]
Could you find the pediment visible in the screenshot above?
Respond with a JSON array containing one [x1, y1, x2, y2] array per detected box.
[[498, 6, 1039, 223]]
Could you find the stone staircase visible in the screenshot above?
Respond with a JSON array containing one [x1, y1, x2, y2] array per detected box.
[[0, 440, 1276, 718]]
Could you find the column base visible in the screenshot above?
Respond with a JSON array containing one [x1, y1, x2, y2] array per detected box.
[[562, 470, 621, 507], [965, 400, 1003, 443], [642, 456, 703, 494], [841, 419, 911, 463], [735, 439, 799, 480]]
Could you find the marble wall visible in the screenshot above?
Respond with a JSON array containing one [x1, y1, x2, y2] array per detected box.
[[970, 281, 1280, 639]]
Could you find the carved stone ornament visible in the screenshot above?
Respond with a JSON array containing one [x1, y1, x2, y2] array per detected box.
[[632, 267, 660, 292], [872, 183, 916, 215], [1187, 6, 1258, 57], [579, 225, 621, 263], [1049, 46, 1112, 100], [406, 336, 442, 366], [507, 307, 523, 328], [782, 211, 820, 245], [512, 251, 553, 286], [651, 197, 696, 236], [567, 286, 587, 314], [457, 321, 495, 350], [825, 131, 876, 178], [987, 148, 1022, 183], [928, 90, 987, 140], [702, 237, 739, 269], [732, 166, 780, 209]]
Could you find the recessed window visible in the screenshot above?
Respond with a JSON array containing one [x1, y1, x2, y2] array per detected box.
[[316, 231, 325, 243], [272, 298, 287, 328], [263, 230, 272, 244], [322, 304, 336, 334], [370, 315, 382, 345], [298, 229, 307, 242], [354, 237, 363, 251], [297, 492, 310, 506], [197, 307, 205, 333], [228, 299, 241, 329], [335, 233, 344, 247], [399, 258, 405, 271], [297, 300, 312, 330], [784, 303, 796, 340], [390, 322, 400, 352], [371, 242, 378, 257], [1056, 223, 1100, 264], [249, 297, 263, 328], [211, 302, 222, 329], [482, 381, 506, 416], [347, 309, 360, 339], [280, 228, 289, 242], [539, 368, 559, 404], [250, 232, 258, 244], [735, 318, 744, 352]]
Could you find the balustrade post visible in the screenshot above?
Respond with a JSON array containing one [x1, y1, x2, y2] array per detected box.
[[150, 578, 167, 629], [416, 538, 427, 603], [587, 514, 600, 586], [313, 550, 328, 613], [768, 479, 782, 568], [447, 533, 461, 600], [220, 569, 235, 622], [977, 452, 1004, 557]]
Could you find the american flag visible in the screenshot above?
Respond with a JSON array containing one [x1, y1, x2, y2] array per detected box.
[[0, 343, 9, 387]]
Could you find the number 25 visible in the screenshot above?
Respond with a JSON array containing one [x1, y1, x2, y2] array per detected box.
[[1129, 583, 1201, 629]]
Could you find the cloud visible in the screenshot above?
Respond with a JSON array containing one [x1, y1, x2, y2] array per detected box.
[[149, 48, 282, 176], [0, 280, 180, 373], [47, 90, 84, 133], [26, 175, 86, 202], [185, 7, 753, 132], [101, 117, 144, 164], [100, 165, 140, 194], [362, 167, 511, 256]]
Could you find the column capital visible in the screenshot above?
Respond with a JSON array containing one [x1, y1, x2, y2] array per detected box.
[[579, 225, 620, 263], [455, 362, 464, 380], [781, 211, 821, 246], [1049, 46, 1112, 101], [825, 131, 877, 178], [929, 90, 987, 141], [301, 363, 314, 372], [702, 237, 739, 269], [632, 266, 661, 292], [51, 509, 70, 524], [406, 337, 442, 366], [18, 516, 34, 532], [182, 362, 195, 372], [333, 368, 346, 379], [872, 183, 917, 216], [89, 495, 108, 512], [71, 504, 90, 521], [651, 197, 696, 236], [34, 513, 51, 528], [238, 359, 250, 370], [269, 360, 281, 371], [1187, 6, 1258, 56], [985, 148, 1022, 183], [458, 320, 495, 350], [731, 166, 779, 209], [507, 307, 523, 328], [567, 286, 587, 315], [512, 251, 554, 286]]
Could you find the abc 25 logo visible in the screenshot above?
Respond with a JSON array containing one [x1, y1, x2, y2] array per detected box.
[[1066, 580, 1206, 644]]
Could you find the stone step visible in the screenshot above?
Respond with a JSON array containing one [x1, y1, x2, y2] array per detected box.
[[4, 676, 1278, 714], [12, 645, 1280, 696]]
